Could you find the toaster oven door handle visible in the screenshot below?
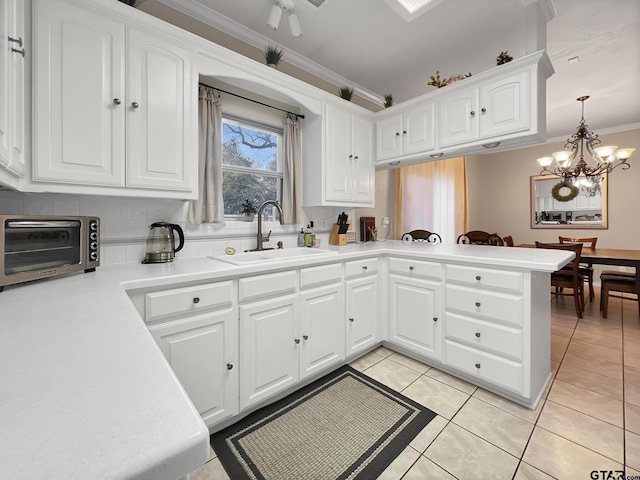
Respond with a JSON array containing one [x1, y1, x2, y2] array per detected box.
[[6, 220, 81, 228]]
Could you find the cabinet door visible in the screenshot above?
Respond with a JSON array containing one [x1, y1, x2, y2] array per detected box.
[[126, 27, 195, 191], [0, 0, 26, 177], [299, 284, 345, 379], [438, 88, 478, 148], [345, 276, 378, 357], [324, 104, 352, 202], [350, 114, 374, 204], [33, 0, 126, 186], [375, 114, 402, 161], [480, 70, 530, 139], [150, 309, 238, 427], [240, 294, 299, 410], [389, 275, 441, 361], [403, 101, 435, 155]]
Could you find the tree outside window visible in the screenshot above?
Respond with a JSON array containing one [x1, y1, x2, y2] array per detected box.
[[222, 117, 283, 218]]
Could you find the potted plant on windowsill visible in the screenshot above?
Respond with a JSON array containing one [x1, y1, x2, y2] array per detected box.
[[241, 199, 257, 222]]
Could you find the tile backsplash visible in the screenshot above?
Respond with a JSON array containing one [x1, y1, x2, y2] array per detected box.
[[0, 190, 344, 265]]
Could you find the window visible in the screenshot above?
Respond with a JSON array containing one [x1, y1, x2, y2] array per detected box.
[[221, 116, 282, 217]]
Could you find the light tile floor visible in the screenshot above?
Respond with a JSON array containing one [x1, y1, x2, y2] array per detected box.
[[191, 288, 640, 479]]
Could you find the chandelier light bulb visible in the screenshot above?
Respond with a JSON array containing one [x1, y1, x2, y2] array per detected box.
[[614, 148, 635, 161], [536, 156, 554, 167]]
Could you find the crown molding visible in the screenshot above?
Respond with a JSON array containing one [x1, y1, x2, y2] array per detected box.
[[155, 0, 385, 106]]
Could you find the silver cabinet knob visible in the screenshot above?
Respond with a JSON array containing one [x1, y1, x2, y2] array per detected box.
[[294, 338, 300, 344], [475, 332, 481, 338], [433, 317, 438, 322], [362, 265, 368, 271], [409, 266, 414, 271], [348, 318, 355, 323], [193, 297, 200, 304], [354, 155, 359, 159], [395, 132, 400, 136], [226, 363, 233, 370], [475, 275, 481, 281], [481, 107, 487, 113], [113, 98, 121, 105], [475, 302, 481, 307], [470, 111, 475, 116], [303, 335, 309, 340], [402, 130, 407, 134], [131, 102, 139, 109], [475, 363, 481, 369], [348, 154, 353, 159]]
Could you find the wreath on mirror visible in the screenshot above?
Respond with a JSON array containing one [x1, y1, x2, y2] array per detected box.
[[551, 181, 579, 202]]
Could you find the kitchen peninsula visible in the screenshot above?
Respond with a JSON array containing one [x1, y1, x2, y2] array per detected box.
[[0, 242, 573, 479]]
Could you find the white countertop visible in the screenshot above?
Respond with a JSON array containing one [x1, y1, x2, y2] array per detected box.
[[0, 241, 572, 479]]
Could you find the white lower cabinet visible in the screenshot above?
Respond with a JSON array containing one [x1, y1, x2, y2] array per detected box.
[[345, 258, 379, 357], [389, 275, 441, 361], [149, 309, 238, 426], [300, 285, 344, 378], [239, 293, 299, 411], [141, 280, 238, 428]]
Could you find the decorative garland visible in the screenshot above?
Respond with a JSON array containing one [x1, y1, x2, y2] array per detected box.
[[551, 182, 579, 202]]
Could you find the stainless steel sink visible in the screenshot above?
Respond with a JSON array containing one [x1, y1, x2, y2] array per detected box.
[[212, 248, 338, 265]]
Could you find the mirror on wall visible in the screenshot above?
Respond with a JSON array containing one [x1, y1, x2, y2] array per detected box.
[[530, 173, 608, 229]]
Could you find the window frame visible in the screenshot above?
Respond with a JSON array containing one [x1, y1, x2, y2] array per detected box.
[[221, 114, 284, 219]]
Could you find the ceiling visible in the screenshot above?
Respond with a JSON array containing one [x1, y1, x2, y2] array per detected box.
[[155, 0, 640, 140]]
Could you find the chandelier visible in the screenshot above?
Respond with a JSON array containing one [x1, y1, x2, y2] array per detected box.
[[537, 96, 635, 179]]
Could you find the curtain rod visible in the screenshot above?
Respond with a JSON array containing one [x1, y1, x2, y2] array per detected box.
[[199, 83, 305, 120]]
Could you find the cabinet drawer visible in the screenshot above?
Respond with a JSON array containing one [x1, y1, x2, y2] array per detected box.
[[389, 257, 442, 280], [300, 263, 342, 289], [444, 312, 522, 361], [345, 258, 378, 278], [444, 340, 523, 394], [446, 264, 523, 293], [239, 270, 297, 303], [146, 281, 233, 322], [445, 284, 522, 327]]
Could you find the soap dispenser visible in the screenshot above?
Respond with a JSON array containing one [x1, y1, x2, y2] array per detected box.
[[297, 228, 305, 247]]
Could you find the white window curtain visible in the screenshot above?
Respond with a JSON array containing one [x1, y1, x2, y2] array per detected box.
[[282, 114, 302, 225], [189, 85, 224, 224], [394, 156, 469, 242]]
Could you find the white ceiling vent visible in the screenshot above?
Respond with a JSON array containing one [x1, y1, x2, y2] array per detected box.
[[304, 0, 331, 10]]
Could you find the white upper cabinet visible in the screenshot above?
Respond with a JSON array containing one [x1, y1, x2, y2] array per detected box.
[[438, 70, 530, 148], [310, 103, 374, 207], [375, 51, 552, 169], [32, 0, 196, 198], [376, 100, 435, 162], [0, 0, 27, 185]]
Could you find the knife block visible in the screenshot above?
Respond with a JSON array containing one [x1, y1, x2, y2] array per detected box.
[[329, 224, 347, 245]]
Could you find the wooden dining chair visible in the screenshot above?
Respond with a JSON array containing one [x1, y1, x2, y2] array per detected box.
[[600, 271, 639, 318], [503, 235, 515, 247], [558, 236, 597, 301], [402, 229, 442, 243], [457, 230, 504, 246], [535, 241, 585, 318]]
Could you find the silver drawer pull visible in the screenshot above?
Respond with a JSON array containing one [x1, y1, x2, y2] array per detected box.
[[348, 318, 355, 323], [475, 363, 481, 369], [193, 297, 200, 304], [362, 265, 368, 271], [226, 363, 233, 370], [294, 338, 300, 344], [475, 302, 481, 307], [475, 332, 481, 338], [475, 275, 481, 281]]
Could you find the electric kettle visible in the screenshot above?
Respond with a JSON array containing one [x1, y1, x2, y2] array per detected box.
[[142, 222, 184, 264]]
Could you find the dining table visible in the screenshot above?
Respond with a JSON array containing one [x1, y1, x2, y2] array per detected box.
[[518, 244, 640, 297]]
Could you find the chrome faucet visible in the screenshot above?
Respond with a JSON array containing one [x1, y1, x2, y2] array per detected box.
[[252, 200, 284, 251]]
